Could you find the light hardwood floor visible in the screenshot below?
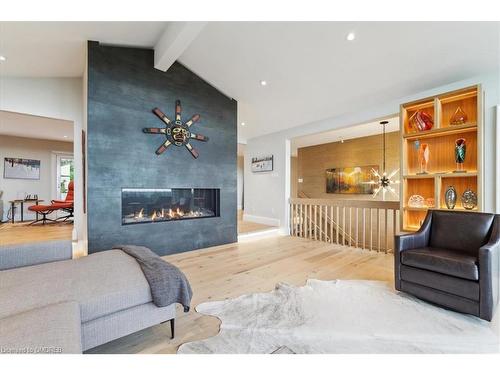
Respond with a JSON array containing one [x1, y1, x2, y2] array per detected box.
[[0, 222, 73, 246], [0, 218, 393, 354], [238, 210, 276, 234], [0, 210, 268, 245], [87, 234, 394, 354]]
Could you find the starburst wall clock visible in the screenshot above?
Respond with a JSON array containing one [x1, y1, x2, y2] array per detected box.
[[143, 100, 209, 159]]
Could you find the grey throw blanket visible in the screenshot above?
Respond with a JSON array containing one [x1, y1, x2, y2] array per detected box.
[[114, 245, 192, 312]]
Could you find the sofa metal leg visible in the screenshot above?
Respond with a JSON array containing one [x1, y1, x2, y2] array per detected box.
[[160, 318, 175, 339]]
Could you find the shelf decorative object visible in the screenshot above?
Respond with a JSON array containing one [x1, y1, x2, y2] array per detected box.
[[453, 138, 467, 173], [409, 110, 434, 132], [461, 188, 477, 210], [450, 106, 468, 125], [444, 186, 457, 209], [408, 195, 425, 208], [401, 85, 481, 231], [425, 198, 435, 207], [417, 143, 430, 175]]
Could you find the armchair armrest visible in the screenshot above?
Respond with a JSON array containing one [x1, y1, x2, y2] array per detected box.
[[394, 211, 432, 290], [478, 215, 500, 321], [0, 240, 73, 271], [395, 210, 432, 253]]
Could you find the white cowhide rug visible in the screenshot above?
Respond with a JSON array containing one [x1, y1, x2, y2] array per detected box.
[[178, 280, 499, 354]]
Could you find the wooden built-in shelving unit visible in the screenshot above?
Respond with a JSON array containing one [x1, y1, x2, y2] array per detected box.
[[400, 85, 483, 231]]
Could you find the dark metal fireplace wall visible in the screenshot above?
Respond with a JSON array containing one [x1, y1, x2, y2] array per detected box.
[[122, 188, 220, 225]]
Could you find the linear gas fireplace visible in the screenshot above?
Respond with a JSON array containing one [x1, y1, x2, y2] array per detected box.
[[122, 188, 220, 225]]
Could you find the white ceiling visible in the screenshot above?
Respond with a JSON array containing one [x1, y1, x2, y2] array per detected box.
[[179, 22, 499, 141], [1, 22, 498, 143], [291, 116, 399, 156], [0, 110, 74, 142], [0, 22, 168, 77]]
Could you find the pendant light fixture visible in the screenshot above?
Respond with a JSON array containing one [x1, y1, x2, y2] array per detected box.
[[365, 120, 400, 200]]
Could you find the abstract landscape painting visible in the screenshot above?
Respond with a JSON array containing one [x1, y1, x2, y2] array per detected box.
[[326, 165, 378, 194], [4, 158, 41, 180]]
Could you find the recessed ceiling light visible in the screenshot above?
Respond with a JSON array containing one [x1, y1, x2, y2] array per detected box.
[[63, 135, 68, 138], [260, 80, 267, 86], [241, 122, 246, 126], [346, 32, 356, 41], [0, 55, 6, 61]]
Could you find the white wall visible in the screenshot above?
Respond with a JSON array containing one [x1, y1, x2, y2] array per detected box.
[[237, 154, 244, 210], [0, 77, 85, 241], [244, 74, 500, 233], [0, 135, 73, 222]]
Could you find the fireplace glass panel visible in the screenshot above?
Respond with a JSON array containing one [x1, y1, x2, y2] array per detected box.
[[122, 188, 220, 225]]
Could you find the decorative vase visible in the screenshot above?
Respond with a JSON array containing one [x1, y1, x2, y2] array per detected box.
[[444, 186, 457, 209], [454, 138, 467, 173], [409, 110, 434, 132], [461, 188, 477, 210], [450, 106, 468, 125], [417, 143, 430, 174]]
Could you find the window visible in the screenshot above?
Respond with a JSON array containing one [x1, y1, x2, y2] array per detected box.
[[57, 156, 74, 200]]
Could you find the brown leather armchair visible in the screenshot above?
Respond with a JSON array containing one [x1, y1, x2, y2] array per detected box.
[[395, 210, 500, 321]]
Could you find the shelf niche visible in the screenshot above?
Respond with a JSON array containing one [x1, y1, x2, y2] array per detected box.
[[405, 129, 477, 175], [400, 85, 482, 231], [439, 88, 478, 129], [440, 175, 478, 211]]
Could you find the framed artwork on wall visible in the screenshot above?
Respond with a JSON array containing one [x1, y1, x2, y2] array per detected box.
[[251, 155, 273, 173], [326, 165, 378, 194], [3, 158, 41, 180]]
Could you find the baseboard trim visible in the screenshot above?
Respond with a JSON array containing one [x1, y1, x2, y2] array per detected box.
[[242, 213, 280, 227], [238, 227, 281, 241]]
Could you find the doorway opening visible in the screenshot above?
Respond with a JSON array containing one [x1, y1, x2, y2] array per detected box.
[[237, 142, 278, 237], [0, 110, 75, 246]]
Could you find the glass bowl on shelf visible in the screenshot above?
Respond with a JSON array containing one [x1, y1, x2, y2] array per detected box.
[[408, 195, 425, 208], [450, 106, 468, 125], [425, 198, 435, 208]]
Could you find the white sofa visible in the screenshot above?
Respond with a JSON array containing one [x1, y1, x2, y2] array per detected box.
[[0, 241, 175, 353]]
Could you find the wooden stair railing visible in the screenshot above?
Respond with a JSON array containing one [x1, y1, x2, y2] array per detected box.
[[295, 205, 331, 243], [290, 197, 400, 253], [298, 192, 356, 246]]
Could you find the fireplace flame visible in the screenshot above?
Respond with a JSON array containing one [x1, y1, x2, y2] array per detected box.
[[127, 206, 210, 223]]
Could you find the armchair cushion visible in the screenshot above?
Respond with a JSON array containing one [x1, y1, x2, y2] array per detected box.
[[429, 211, 495, 255], [400, 265, 479, 301], [401, 247, 478, 281]]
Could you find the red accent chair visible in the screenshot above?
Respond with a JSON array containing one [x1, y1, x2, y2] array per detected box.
[[52, 181, 74, 222], [28, 181, 75, 225]]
